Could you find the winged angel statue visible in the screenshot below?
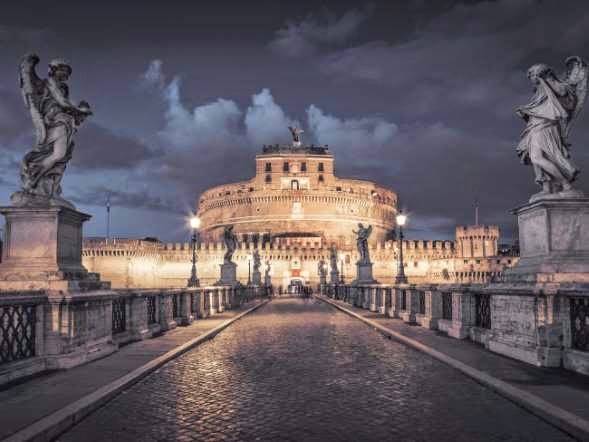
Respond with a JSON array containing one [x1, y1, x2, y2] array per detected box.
[[13, 54, 92, 208], [516, 56, 588, 200]]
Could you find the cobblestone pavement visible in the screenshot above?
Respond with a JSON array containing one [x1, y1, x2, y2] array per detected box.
[[59, 298, 574, 442]]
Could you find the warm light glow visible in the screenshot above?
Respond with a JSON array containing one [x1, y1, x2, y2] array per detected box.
[[396, 213, 407, 226], [190, 216, 201, 229]]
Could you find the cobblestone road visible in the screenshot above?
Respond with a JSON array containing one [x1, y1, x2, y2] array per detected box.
[[60, 298, 573, 442]]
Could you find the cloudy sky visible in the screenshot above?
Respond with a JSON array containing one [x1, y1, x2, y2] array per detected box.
[[1, 0, 589, 242]]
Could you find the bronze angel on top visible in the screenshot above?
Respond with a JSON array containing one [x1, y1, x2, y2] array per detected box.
[[14, 53, 92, 208], [516, 56, 588, 200]]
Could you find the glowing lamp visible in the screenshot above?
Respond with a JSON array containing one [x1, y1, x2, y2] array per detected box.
[[190, 216, 201, 229], [396, 213, 407, 227]]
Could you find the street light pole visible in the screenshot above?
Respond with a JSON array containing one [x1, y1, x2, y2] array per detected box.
[[395, 211, 408, 284], [339, 259, 344, 284], [187, 215, 201, 287]]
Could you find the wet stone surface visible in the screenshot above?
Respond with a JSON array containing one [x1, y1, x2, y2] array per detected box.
[[59, 298, 573, 442]]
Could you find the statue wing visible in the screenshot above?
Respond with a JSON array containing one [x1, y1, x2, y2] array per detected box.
[[19, 54, 47, 144], [562, 56, 589, 137]]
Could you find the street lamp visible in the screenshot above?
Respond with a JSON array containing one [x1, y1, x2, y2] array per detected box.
[[395, 211, 408, 284], [187, 215, 201, 287], [339, 258, 345, 284]]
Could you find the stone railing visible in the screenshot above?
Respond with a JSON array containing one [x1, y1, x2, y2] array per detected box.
[[321, 282, 589, 376], [0, 285, 268, 386]]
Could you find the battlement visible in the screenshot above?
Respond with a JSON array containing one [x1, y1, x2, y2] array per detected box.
[[456, 225, 500, 238]]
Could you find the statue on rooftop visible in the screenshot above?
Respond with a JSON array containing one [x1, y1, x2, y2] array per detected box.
[[222, 225, 238, 263], [353, 223, 372, 264], [516, 56, 588, 200], [288, 126, 304, 147], [14, 53, 93, 208]]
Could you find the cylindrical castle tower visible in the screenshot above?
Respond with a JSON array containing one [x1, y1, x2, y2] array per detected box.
[[197, 144, 397, 249]]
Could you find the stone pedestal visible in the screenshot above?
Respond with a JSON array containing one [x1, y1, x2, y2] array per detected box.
[[353, 262, 377, 285], [503, 197, 589, 283], [329, 269, 339, 284], [217, 262, 237, 286], [252, 269, 262, 286], [0, 206, 107, 291]]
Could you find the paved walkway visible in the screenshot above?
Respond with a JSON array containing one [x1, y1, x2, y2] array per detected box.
[[321, 297, 589, 427], [59, 298, 573, 441], [0, 300, 264, 441]]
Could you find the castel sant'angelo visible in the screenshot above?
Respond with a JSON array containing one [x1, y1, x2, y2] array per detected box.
[[83, 131, 517, 288]]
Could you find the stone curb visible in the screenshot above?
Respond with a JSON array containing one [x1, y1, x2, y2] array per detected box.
[[3, 299, 270, 442], [317, 295, 589, 442]]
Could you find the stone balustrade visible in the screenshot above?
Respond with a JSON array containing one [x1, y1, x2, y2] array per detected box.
[[321, 282, 589, 376], [0, 284, 267, 386]]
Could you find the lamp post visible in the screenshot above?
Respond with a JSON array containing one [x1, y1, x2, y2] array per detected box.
[[247, 259, 252, 286], [395, 211, 408, 284], [339, 259, 345, 284], [187, 215, 201, 287]]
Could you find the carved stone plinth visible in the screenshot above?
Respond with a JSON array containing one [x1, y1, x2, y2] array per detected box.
[[329, 270, 339, 284], [0, 206, 108, 291], [217, 262, 237, 286], [502, 197, 589, 283], [252, 269, 262, 286], [353, 262, 377, 285]]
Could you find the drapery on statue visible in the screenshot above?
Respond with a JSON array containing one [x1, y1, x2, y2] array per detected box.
[[222, 225, 238, 263], [516, 56, 588, 200], [288, 126, 304, 147], [13, 53, 93, 208], [353, 223, 372, 264], [329, 245, 338, 270], [318, 258, 327, 278], [252, 250, 261, 272]]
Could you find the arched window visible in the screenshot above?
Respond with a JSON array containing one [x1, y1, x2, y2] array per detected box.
[[291, 180, 299, 190], [265, 174, 271, 183]]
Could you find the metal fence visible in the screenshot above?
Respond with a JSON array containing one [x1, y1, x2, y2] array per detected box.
[[0, 304, 36, 365], [570, 297, 589, 352], [418, 291, 426, 315], [442, 292, 453, 321], [172, 293, 179, 318], [401, 290, 407, 311], [112, 298, 126, 334], [147, 296, 157, 324], [475, 293, 492, 329]]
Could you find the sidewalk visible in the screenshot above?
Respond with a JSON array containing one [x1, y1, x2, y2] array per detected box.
[[0, 299, 267, 441], [318, 296, 589, 441]]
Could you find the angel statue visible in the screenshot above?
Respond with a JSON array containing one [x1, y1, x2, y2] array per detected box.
[[252, 249, 262, 273], [288, 126, 304, 147], [353, 223, 373, 264], [13, 53, 92, 208], [329, 245, 338, 272], [516, 56, 588, 201], [222, 225, 238, 263]]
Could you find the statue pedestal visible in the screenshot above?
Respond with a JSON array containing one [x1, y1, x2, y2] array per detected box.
[[0, 206, 108, 291], [353, 261, 377, 285], [330, 270, 340, 284], [217, 262, 237, 286], [252, 270, 262, 286], [502, 196, 589, 283]]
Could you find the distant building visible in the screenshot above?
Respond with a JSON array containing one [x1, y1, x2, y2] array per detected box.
[[83, 143, 518, 288]]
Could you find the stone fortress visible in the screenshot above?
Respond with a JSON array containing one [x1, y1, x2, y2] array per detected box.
[[83, 137, 518, 289]]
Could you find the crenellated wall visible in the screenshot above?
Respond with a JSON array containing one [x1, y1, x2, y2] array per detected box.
[[83, 225, 518, 289]]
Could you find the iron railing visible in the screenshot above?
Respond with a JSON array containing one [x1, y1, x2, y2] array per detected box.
[[112, 298, 126, 334], [401, 290, 407, 311], [570, 297, 589, 352], [475, 293, 492, 329], [0, 304, 36, 365], [442, 292, 453, 321], [147, 296, 157, 324], [418, 291, 426, 315], [172, 294, 179, 318]]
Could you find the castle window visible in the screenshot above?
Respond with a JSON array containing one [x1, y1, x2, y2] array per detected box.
[[318, 162, 324, 172], [336, 186, 342, 191], [265, 162, 272, 172], [291, 180, 299, 190], [318, 174, 324, 183], [301, 162, 307, 172], [265, 174, 271, 183], [283, 162, 289, 172], [249, 187, 254, 192]]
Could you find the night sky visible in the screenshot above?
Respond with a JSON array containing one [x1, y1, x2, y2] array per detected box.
[[1, 0, 589, 242]]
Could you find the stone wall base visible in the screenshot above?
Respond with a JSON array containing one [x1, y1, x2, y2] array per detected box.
[[488, 339, 561, 367], [45, 341, 118, 370], [563, 349, 589, 375], [416, 314, 438, 330]]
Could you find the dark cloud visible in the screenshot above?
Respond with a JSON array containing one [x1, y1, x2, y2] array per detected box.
[[269, 5, 373, 58], [73, 123, 158, 171], [70, 185, 185, 214]]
